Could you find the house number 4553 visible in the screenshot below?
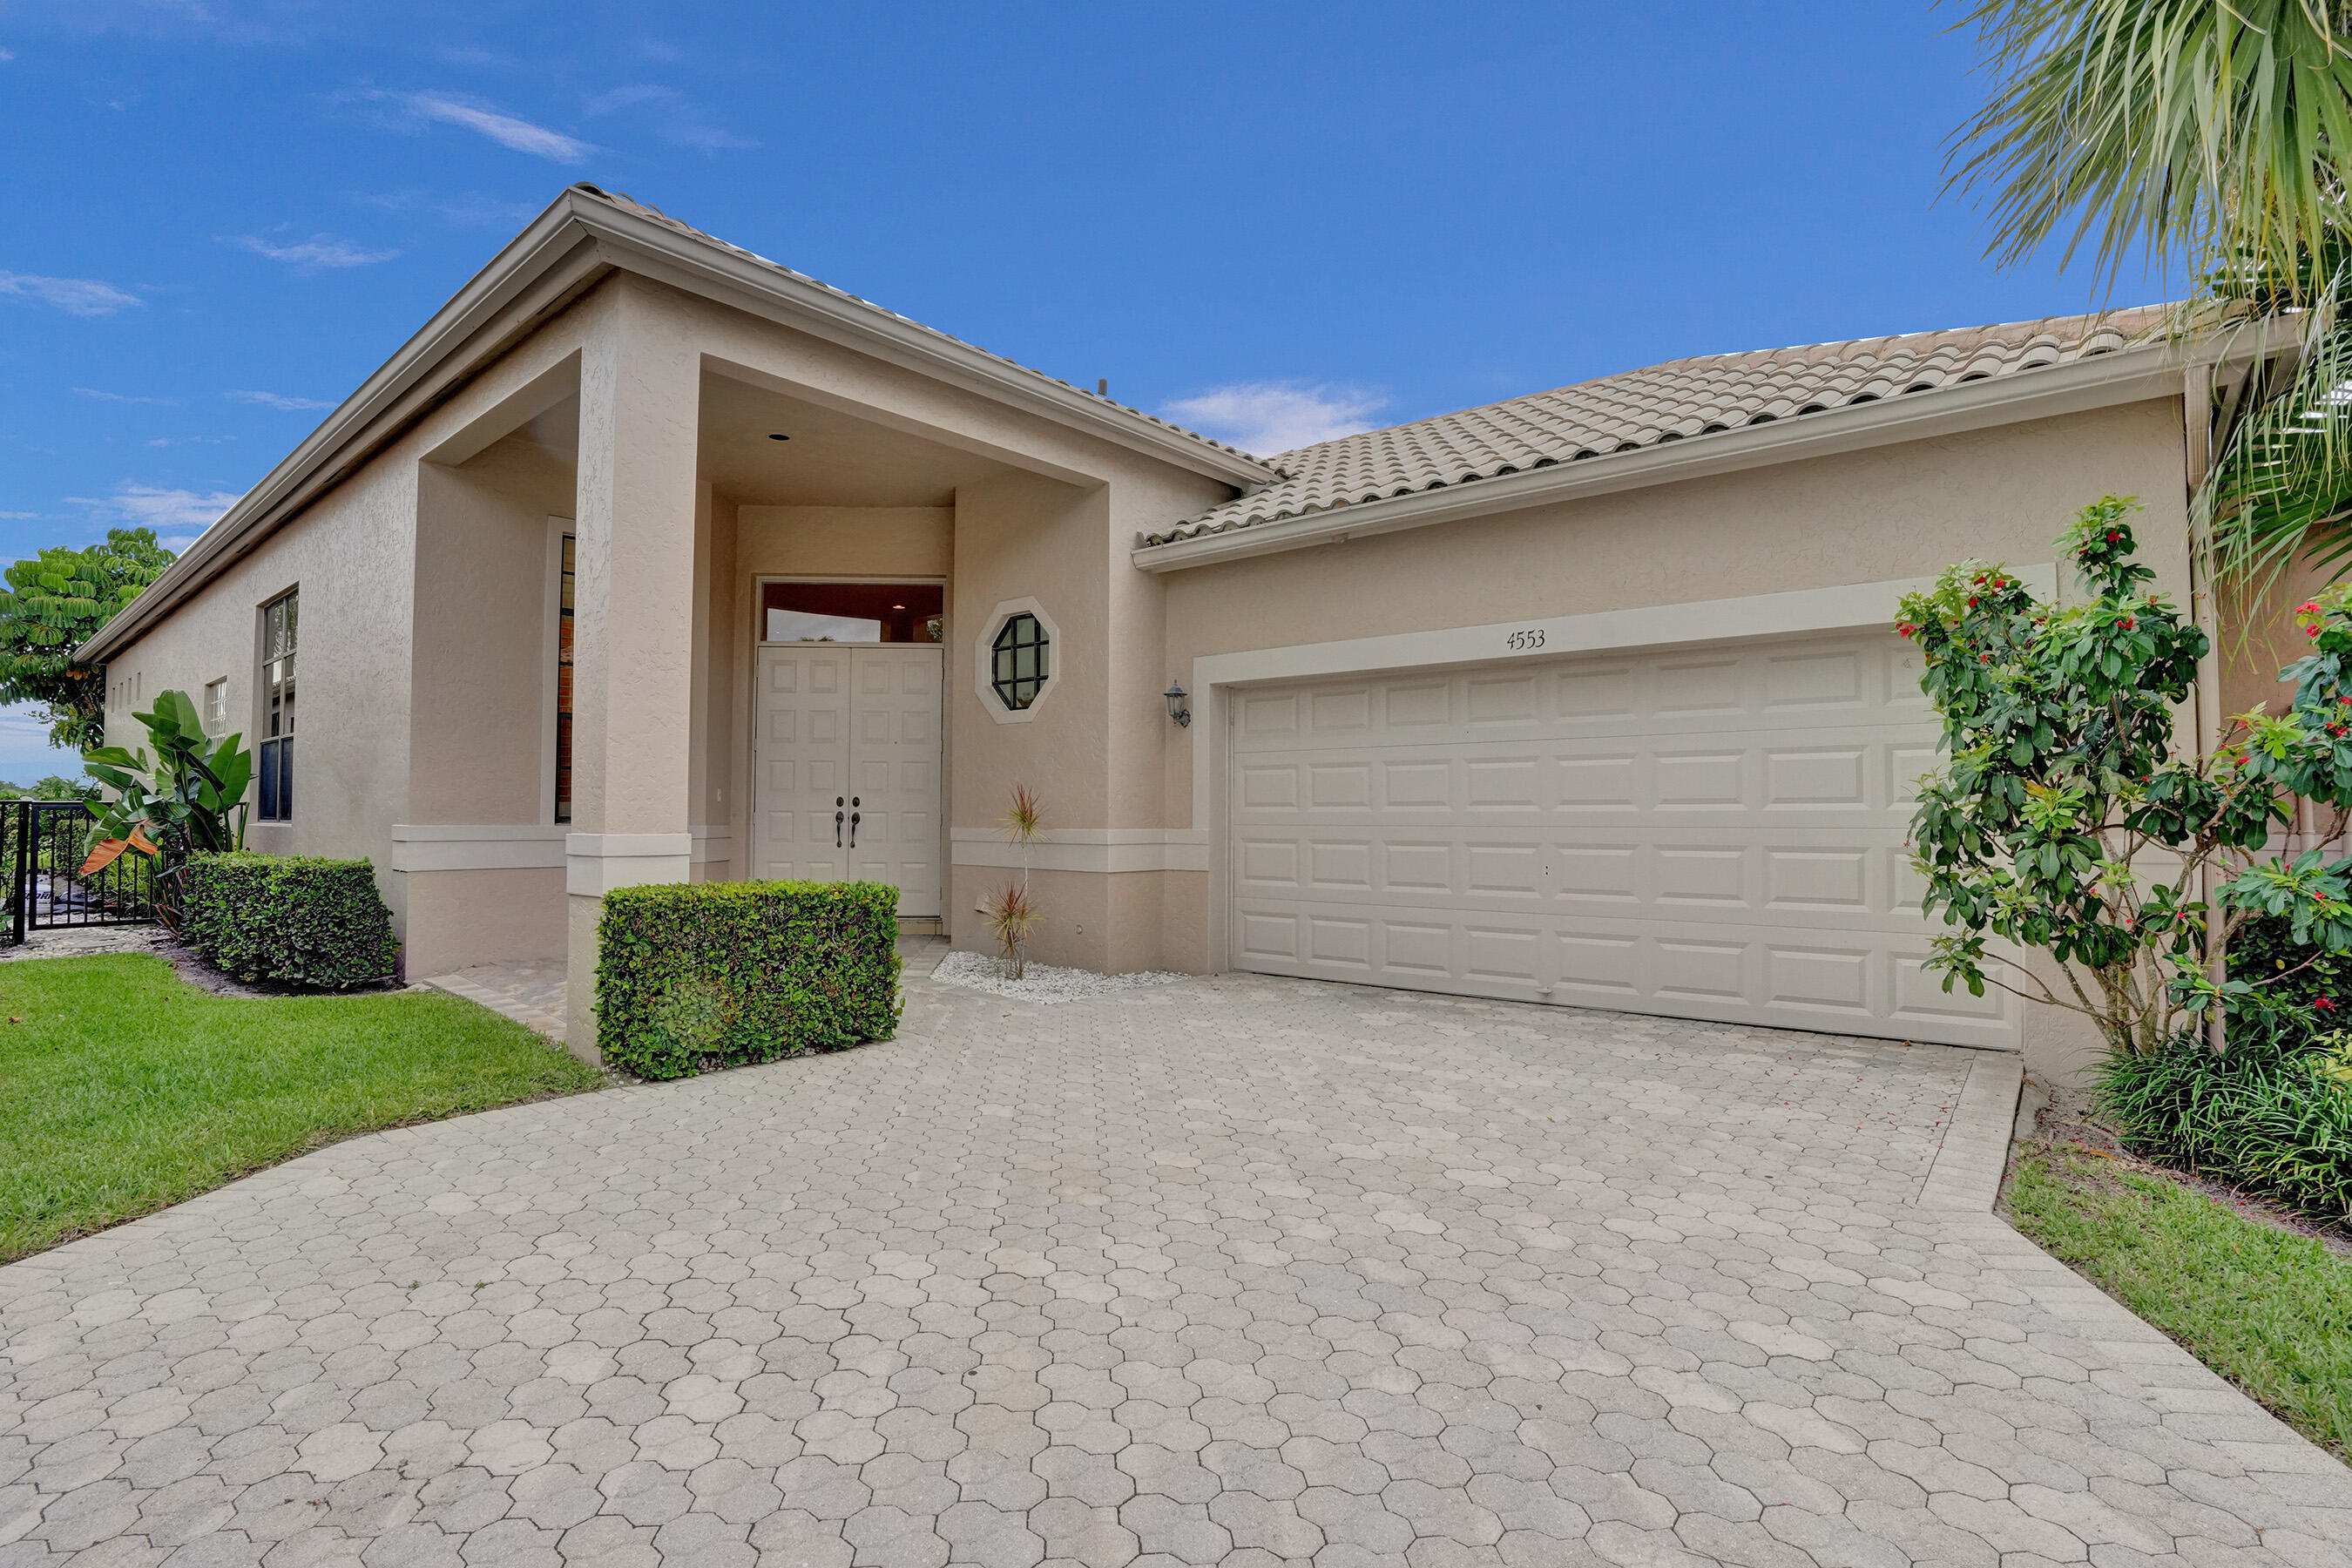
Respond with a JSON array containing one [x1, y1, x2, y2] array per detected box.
[[1506, 627, 1546, 652]]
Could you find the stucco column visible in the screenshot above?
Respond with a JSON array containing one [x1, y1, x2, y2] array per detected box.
[[564, 282, 701, 1058]]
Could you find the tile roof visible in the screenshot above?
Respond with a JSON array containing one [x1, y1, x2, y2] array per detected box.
[[1139, 305, 2172, 548], [572, 185, 1272, 474]]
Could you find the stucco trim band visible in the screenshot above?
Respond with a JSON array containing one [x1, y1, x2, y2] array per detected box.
[[566, 831, 693, 895], [389, 824, 569, 873], [950, 828, 1209, 875]]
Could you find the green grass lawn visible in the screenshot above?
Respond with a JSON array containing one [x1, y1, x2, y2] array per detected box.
[[2006, 1142, 2352, 1461], [0, 953, 602, 1263]]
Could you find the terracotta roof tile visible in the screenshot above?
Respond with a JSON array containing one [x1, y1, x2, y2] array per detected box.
[[1139, 304, 2170, 550]]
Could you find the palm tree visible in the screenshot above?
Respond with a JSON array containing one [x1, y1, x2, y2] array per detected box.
[[1947, 0, 2352, 586]]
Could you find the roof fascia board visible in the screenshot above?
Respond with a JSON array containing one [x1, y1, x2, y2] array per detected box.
[[566, 200, 1277, 487], [1132, 342, 2200, 573], [84, 186, 1274, 662], [79, 205, 611, 663]]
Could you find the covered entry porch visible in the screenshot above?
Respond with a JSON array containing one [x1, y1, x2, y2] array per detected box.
[[388, 266, 1232, 1059]]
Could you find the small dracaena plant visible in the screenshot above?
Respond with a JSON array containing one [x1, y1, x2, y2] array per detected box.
[[978, 784, 1046, 978], [1899, 493, 2352, 1057]]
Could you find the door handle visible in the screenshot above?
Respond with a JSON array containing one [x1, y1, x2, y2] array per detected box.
[[835, 796, 845, 848], [848, 798, 862, 848]]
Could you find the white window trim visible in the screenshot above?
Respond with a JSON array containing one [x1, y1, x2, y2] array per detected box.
[[1183, 567, 2058, 970], [975, 596, 1061, 723], [254, 587, 298, 823], [543, 516, 574, 826]]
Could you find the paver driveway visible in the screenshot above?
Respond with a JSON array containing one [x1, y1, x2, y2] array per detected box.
[[3, 964, 2349, 1567]]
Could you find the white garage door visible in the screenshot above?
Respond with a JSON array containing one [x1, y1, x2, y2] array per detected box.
[[1227, 630, 2017, 1048]]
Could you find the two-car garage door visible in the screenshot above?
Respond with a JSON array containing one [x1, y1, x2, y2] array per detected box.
[[1227, 630, 2017, 1049]]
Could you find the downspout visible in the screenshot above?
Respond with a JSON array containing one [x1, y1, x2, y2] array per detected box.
[[2184, 361, 2228, 1051]]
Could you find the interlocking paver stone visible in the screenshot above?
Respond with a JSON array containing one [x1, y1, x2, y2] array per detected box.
[[4, 963, 2350, 1564]]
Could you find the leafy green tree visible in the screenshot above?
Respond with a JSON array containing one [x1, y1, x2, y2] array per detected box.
[[1946, 1, 2352, 586], [1903, 496, 2352, 1054], [0, 775, 101, 802], [0, 529, 175, 751]]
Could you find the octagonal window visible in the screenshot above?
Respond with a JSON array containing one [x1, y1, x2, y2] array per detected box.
[[990, 612, 1051, 711]]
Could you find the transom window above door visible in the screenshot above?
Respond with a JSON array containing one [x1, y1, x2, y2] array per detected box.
[[762, 582, 943, 644]]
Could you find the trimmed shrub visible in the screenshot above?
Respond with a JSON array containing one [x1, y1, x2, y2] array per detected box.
[[181, 852, 399, 990], [596, 880, 901, 1079], [2098, 1023, 2352, 1227]]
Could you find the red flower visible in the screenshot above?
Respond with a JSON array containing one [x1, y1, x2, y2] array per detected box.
[[1967, 598, 1979, 608], [2300, 601, 2322, 616], [2121, 617, 2136, 631], [2318, 997, 2337, 1012], [2105, 530, 2120, 542], [2311, 625, 2325, 639]]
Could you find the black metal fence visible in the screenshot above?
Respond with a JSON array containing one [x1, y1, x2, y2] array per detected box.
[[5, 800, 156, 943]]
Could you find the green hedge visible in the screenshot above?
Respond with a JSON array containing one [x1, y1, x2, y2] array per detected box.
[[182, 853, 400, 991], [595, 880, 902, 1079]]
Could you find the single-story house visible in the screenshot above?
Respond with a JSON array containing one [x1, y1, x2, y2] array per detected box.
[[78, 184, 2301, 1080]]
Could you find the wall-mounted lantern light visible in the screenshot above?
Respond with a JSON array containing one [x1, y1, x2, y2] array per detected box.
[[1164, 680, 1191, 728]]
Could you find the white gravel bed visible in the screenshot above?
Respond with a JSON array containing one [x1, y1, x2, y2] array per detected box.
[[929, 949, 1187, 1004]]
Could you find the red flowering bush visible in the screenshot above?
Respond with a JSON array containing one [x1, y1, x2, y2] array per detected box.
[[1898, 494, 2352, 1056]]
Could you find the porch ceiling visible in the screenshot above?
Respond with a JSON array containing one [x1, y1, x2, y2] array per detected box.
[[698, 369, 1017, 506]]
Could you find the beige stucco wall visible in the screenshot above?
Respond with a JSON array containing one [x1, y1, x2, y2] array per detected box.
[[410, 434, 571, 824], [98, 419, 424, 940], [98, 285, 604, 975], [1149, 396, 2194, 1085]]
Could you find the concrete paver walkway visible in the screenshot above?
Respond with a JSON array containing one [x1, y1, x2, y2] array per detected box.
[[3, 965, 2347, 1565]]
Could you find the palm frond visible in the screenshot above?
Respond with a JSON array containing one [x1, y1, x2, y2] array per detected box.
[[2200, 268, 2352, 600], [1947, 0, 2352, 306]]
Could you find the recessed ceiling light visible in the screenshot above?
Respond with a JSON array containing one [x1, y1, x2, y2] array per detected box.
[[892, 604, 906, 610], [767, 432, 790, 441]]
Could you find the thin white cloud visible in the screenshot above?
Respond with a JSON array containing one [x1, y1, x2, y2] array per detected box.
[[227, 389, 333, 410], [75, 387, 176, 405], [0, 271, 141, 317], [583, 83, 755, 152], [359, 188, 539, 228], [233, 234, 398, 268], [0, 511, 38, 520], [1160, 382, 1388, 456], [0, 49, 17, 62], [395, 91, 591, 163], [69, 483, 243, 531]]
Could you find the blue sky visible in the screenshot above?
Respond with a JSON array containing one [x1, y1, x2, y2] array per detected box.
[[0, 0, 2169, 781]]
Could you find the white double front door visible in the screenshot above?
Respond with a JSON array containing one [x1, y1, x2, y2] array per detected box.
[[752, 643, 943, 917]]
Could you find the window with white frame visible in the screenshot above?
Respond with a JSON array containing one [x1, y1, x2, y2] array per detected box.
[[204, 678, 227, 734], [258, 591, 297, 821]]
